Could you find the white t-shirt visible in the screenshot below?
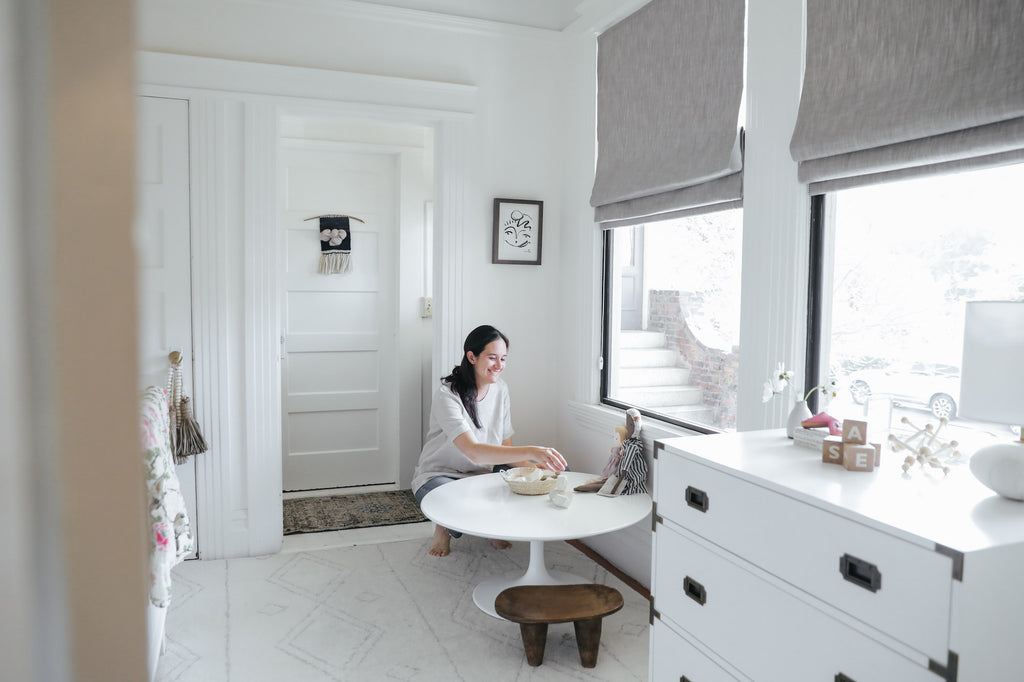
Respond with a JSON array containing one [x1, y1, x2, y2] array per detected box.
[[411, 379, 514, 494]]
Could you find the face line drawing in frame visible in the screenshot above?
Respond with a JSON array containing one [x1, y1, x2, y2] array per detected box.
[[492, 198, 543, 265]]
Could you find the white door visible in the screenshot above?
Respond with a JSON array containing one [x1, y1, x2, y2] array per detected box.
[[280, 144, 399, 491], [135, 95, 198, 557]]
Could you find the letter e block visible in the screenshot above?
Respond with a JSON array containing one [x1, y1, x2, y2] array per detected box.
[[843, 444, 876, 472], [822, 436, 844, 465], [843, 419, 868, 445]]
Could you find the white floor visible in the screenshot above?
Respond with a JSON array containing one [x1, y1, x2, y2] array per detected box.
[[155, 523, 650, 681]]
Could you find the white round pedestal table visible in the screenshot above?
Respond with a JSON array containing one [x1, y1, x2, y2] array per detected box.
[[419, 470, 652, 619]]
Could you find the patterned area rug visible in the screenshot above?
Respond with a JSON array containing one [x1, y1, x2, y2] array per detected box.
[[283, 490, 427, 534]]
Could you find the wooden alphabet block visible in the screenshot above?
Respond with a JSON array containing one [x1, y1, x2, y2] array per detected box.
[[843, 444, 876, 472], [842, 419, 868, 445], [822, 436, 844, 465], [870, 442, 881, 466]]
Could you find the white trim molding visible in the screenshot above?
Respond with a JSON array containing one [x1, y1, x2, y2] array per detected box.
[[432, 118, 468, 384], [138, 51, 477, 118], [222, 0, 571, 39], [242, 100, 282, 556]]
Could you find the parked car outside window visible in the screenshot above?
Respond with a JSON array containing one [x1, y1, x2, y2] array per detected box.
[[847, 362, 960, 419]]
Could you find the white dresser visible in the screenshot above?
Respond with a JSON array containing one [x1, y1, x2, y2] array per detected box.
[[649, 429, 1024, 682]]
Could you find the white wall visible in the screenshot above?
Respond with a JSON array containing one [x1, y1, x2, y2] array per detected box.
[[139, 0, 569, 450], [137, 1, 576, 558], [138, 0, 813, 584]]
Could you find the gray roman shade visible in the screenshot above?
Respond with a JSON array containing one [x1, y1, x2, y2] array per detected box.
[[590, 0, 745, 228], [791, 0, 1024, 194]]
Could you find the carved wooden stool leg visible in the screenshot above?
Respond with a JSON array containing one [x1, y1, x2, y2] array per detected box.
[[519, 623, 548, 666], [573, 617, 603, 668]]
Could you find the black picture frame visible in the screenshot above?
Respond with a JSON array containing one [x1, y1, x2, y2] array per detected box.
[[492, 198, 543, 265]]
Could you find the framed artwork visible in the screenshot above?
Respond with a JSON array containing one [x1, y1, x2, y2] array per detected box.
[[492, 198, 543, 265]]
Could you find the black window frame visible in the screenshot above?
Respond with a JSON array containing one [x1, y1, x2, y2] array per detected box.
[[805, 193, 826, 415], [599, 226, 717, 435]]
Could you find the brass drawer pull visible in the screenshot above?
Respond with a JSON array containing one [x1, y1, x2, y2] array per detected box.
[[683, 576, 707, 605], [685, 485, 709, 513], [839, 553, 882, 592]]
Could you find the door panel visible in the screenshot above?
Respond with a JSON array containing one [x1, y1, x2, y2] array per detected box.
[[280, 145, 398, 491], [135, 95, 198, 557]]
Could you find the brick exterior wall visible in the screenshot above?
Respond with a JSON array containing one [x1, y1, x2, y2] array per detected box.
[[648, 290, 738, 430]]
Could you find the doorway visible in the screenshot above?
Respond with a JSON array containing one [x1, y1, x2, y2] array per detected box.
[[135, 95, 199, 557], [279, 124, 433, 494]]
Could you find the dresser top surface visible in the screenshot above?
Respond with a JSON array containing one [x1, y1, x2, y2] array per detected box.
[[658, 429, 1024, 552]]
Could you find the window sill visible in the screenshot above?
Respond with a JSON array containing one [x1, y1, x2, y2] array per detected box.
[[566, 400, 710, 443]]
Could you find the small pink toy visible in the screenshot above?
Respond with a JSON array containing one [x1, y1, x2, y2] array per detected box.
[[801, 411, 841, 436]]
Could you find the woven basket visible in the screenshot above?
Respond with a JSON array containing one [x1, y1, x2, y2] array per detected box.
[[501, 467, 558, 495]]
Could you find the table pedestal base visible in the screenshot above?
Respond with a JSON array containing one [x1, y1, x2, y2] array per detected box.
[[473, 540, 588, 619]]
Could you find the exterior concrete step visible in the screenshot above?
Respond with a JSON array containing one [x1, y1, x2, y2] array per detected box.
[[617, 385, 703, 407], [618, 366, 691, 387], [652, 404, 716, 423], [620, 329, 667, 349], [619, 347, 679, 369]]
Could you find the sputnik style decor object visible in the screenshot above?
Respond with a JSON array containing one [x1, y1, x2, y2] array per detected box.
[[889, 416, 961, 475]]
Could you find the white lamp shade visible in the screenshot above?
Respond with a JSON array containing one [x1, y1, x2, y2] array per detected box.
[[959, 301, 1024, 425]]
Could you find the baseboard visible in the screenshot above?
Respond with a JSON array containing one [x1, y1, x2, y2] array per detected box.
[[565, 539, 650, 600]]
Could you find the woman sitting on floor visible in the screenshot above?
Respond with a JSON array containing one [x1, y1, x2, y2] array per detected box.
[[411, 324, 566, 557]]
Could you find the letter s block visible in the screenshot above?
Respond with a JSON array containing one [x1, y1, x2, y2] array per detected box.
[[822, 436, 844, 465]]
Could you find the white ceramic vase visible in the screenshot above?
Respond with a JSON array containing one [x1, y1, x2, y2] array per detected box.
[[787, 400, 813, 439]]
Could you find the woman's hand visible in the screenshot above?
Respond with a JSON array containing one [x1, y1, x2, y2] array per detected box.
[[454, 433, 567, 471], [525, 446, 567, 472]]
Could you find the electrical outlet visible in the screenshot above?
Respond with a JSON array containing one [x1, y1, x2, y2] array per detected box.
[[421, 296, 433, 318]]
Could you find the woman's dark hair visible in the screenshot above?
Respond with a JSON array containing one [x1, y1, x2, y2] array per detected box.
[[442, 324, 509, 429]]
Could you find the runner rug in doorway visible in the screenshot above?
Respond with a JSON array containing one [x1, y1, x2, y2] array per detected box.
[[283, 489, 427, 535]]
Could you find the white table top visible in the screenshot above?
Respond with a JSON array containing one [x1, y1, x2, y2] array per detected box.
[[419, 471, 652, 542]]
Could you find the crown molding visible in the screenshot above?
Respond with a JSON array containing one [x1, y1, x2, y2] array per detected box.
[[138, 51, 476, 121], [564, 0, 653, 35], [222, 0, 566, 41]]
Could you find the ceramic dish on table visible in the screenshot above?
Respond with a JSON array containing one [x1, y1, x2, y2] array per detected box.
[[500, 467, 559, 495]]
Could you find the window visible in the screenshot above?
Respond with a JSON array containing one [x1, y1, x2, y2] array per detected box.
[[602, 208, 743, 432], [817, 163, 1024, 448]]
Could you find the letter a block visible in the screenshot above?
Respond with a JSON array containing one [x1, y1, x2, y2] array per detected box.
[[842, 419, 868, 445], [822, 436, 844, 465], [843, 444, 876, 472]]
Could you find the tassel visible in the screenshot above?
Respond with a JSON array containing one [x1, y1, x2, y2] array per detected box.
[[174, 396, 208, 464], [318, 252, 352, 274]]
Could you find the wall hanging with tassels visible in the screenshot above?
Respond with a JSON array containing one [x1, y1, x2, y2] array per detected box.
[[305, 214, 364, 274], [167, 350, 208, 464]]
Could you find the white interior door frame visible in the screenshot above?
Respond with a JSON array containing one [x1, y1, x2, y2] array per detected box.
[[138, 51, 474, 559]]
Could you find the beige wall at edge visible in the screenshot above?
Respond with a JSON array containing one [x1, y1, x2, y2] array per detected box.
[[52, 0, 149, 678]]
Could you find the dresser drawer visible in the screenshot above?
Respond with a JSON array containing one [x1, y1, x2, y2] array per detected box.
[[653, 523, 938, 682], [651, 617, 744, 682], [655, 450, 953, 662]]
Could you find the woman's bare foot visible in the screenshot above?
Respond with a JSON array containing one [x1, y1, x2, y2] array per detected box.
[[429, 525, 452, 557], [489, 539, 512, 550]]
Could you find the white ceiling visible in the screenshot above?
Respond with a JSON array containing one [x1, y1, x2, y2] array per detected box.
[[352, 0, 589, 31]]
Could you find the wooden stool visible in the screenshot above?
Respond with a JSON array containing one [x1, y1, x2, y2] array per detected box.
[[494, 584, 623, 668]]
